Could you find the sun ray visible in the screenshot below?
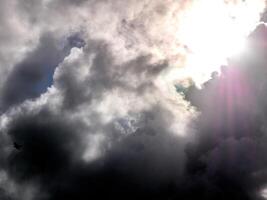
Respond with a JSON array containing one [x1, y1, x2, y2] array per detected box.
[[178, 0, 265, 85]]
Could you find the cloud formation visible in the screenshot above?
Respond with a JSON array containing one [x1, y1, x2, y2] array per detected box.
[[0, 0, 267, 200]]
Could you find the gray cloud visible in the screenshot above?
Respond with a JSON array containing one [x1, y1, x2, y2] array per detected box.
[[182, 23, 267, 200], [0, 0, 266, 200], [0, 30, 192, 199], [0, 32, 85, 112]]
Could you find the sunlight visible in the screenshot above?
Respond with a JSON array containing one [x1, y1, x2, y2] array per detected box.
[[179, 0, 265, 85], [261, 187, 267, 199]]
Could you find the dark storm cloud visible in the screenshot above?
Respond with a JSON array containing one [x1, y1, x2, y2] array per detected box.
[[0, 188, 11, 200], [5, 104, 186, 200], [7, 109, 85, 181]]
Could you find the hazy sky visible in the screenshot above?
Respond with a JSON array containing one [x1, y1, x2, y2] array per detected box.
[[0, 0, 267, 199]]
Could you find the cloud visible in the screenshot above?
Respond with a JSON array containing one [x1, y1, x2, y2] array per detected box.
[[183, 23, 267, 200], [0, 0, 266, 200], [0, 38, 193, 199], [0, 32, 85, 111], [0, 27, 194, 199]]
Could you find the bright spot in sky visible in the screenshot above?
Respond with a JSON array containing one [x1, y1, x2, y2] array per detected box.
[[261, 187, 267, 199], [178, 0, 265, 85]]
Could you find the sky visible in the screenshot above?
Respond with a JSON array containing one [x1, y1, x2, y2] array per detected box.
[[1, 0, 267, 199]]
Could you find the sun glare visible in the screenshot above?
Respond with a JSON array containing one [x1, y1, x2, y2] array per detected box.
[[179, 0, 265, 85]]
